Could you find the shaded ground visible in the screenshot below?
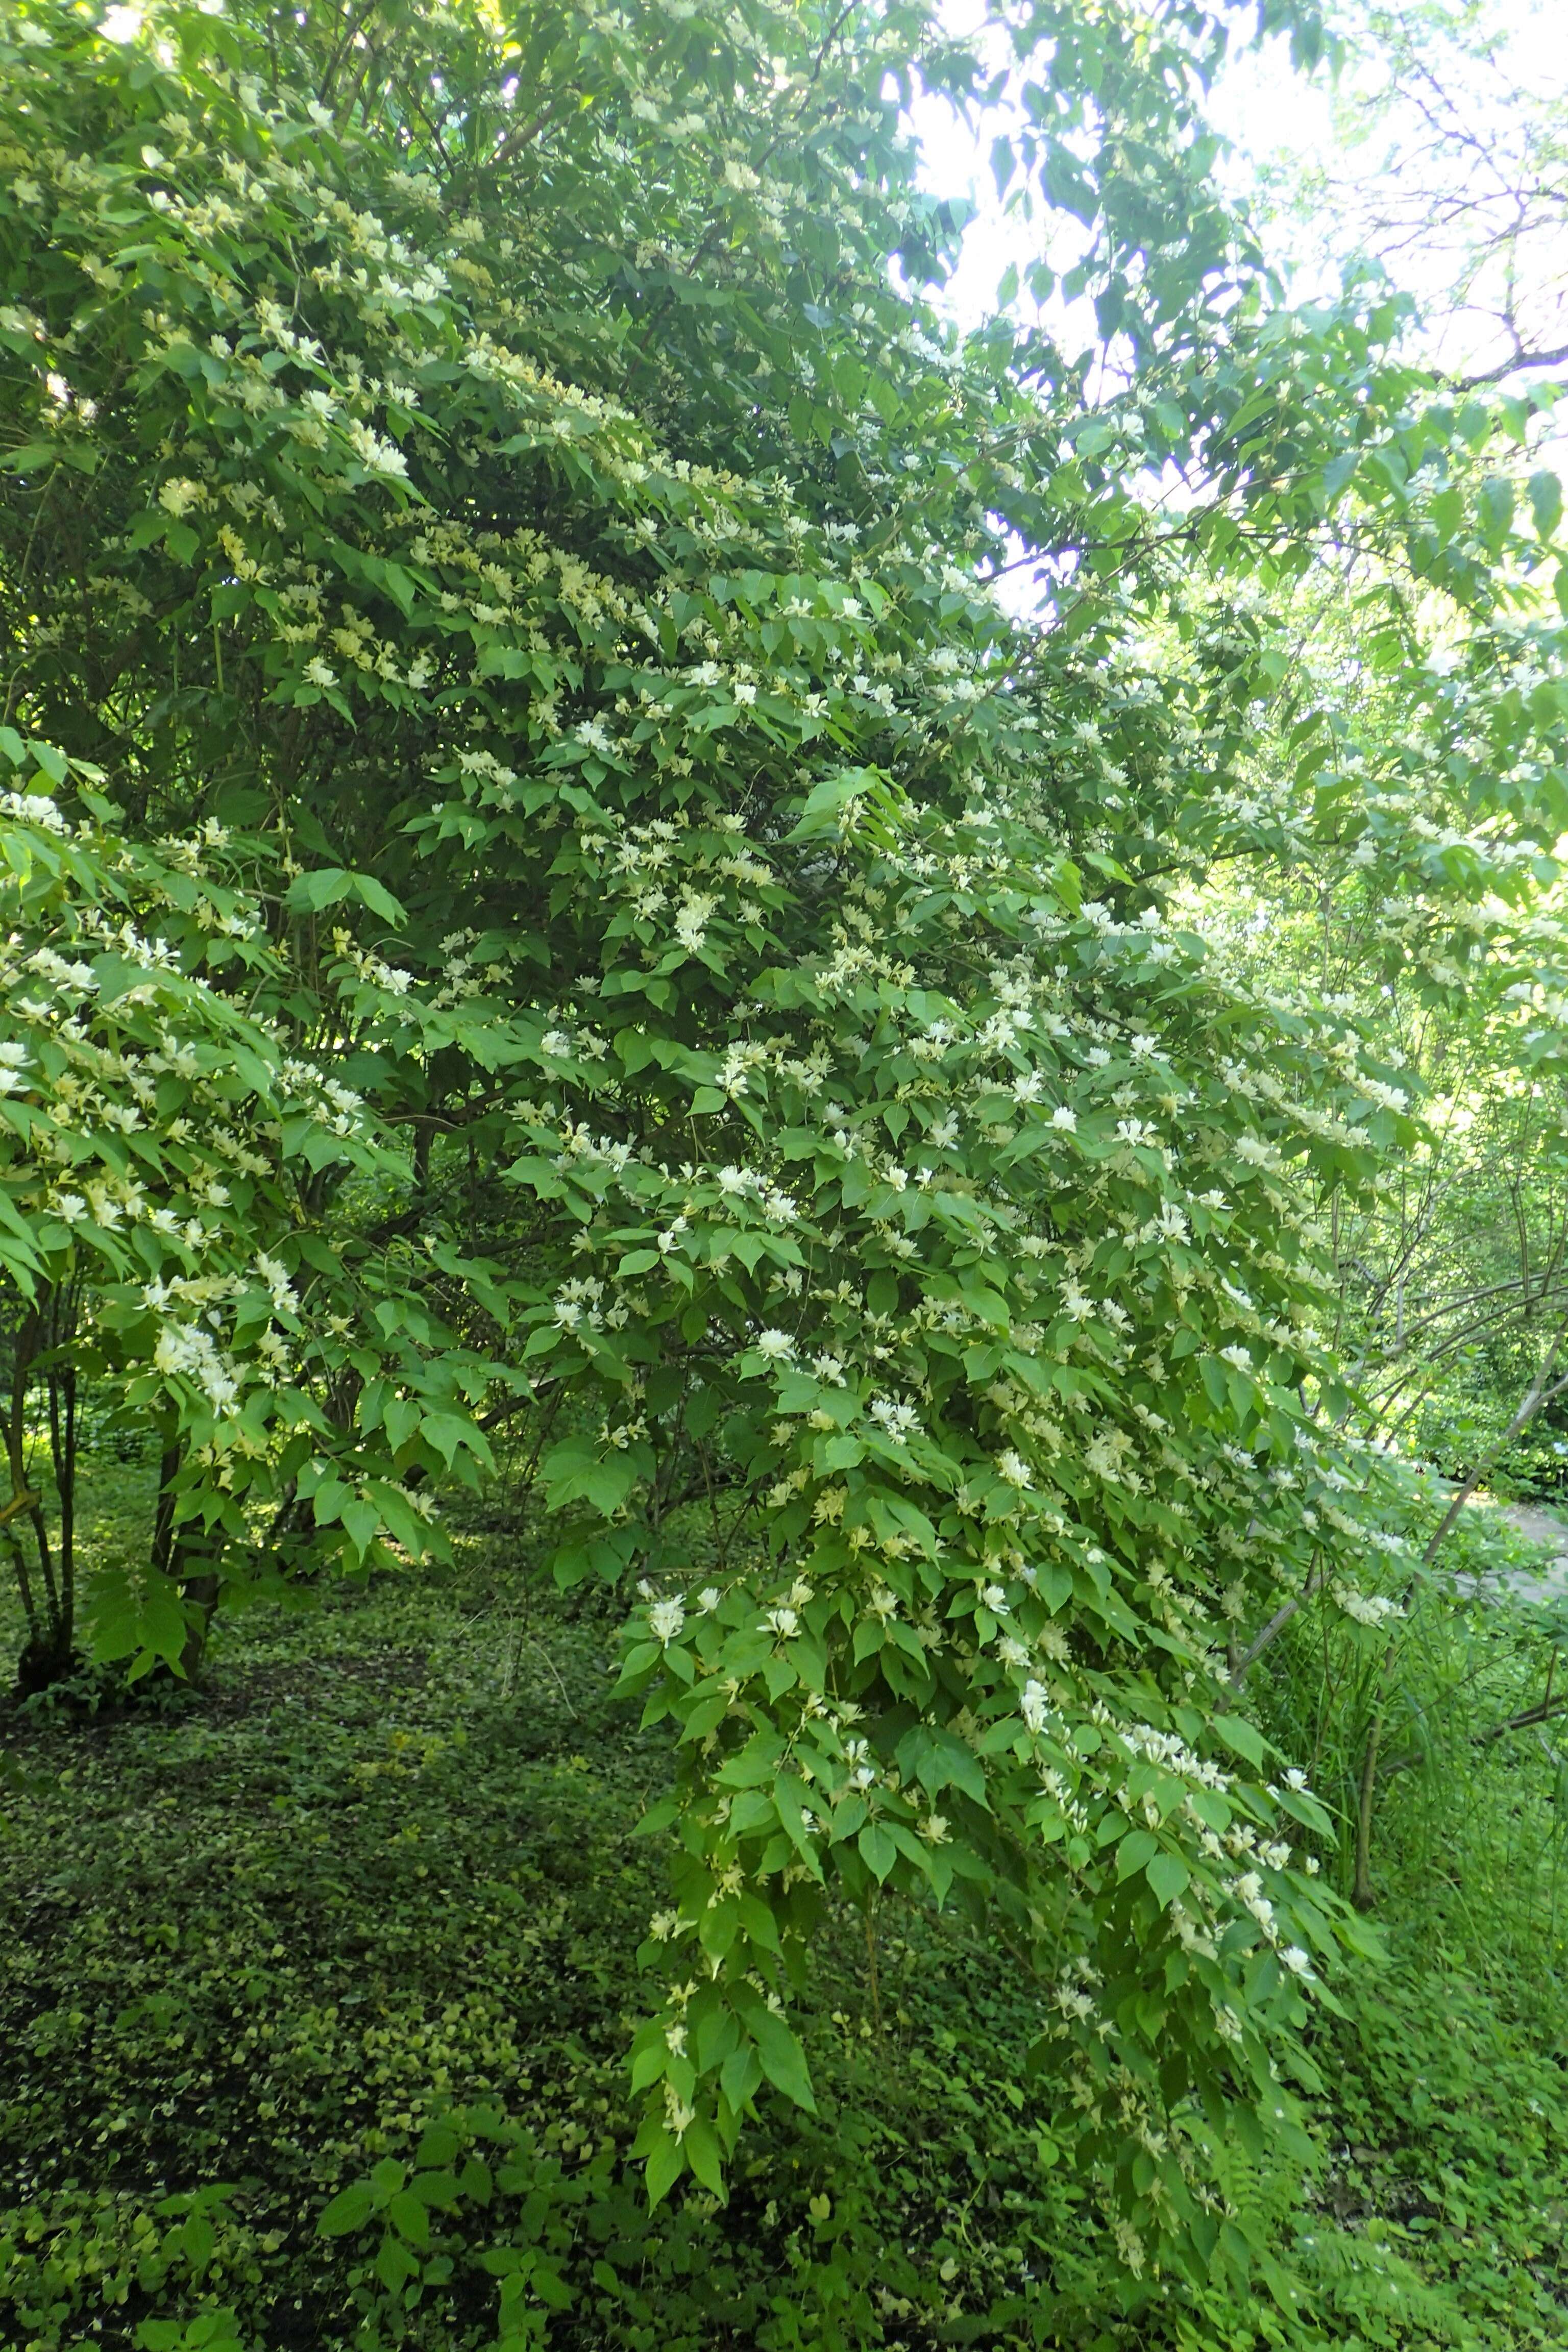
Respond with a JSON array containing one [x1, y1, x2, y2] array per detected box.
[[6, 1488, 1568, 2350], [0, 1512, 1110, 2351], [1456, 1498, 1568, 1606]]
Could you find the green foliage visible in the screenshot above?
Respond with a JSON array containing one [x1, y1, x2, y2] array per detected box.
[[7, 0, 1568, 2305], [0, 0, 1430, 2256], [0, 727, 495, 1680], [4, 1481, 1568, 2350]]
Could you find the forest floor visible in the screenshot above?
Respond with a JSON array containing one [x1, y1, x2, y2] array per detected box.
[[3, 1474, 1568, 2351]]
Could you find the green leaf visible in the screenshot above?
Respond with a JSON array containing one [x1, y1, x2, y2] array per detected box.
[[1146, 1852, 1189, 1907], [857, 1821, 897, 1880], [26, 739, 68, 786], [1212, 1714, 1269, 1770], [374, 2230, 420, 2292], [1478, 473, 1516, 542], [786, 767, 875, 839], [387, 2189, 431, 2246], [750, 2009, 817, 2112], [181, 2211, 217, 2272], [645, 2130, 687, 2206], [682, 2114, 725, 2195], [284, 864, 405, 922], [721, 2041, 763, 2109], [317, 2181, 375, 2237], [1115, 1829, 1159, 1882], [1530, 469, 1563, 539]]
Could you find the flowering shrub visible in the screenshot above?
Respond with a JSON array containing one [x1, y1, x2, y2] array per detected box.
[[4, 0, 1568, 2294], [0, 729, 494, 1678]]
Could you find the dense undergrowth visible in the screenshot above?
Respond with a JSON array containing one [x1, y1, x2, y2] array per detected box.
[[3, 1473, 1568, 2352]]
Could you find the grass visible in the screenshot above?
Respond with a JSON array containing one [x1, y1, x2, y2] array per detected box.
[[2, 1470, 1568, 2350]]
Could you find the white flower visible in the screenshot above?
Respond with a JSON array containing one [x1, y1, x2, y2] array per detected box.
[[870, 1396, 919, 1441], [158, 476, 205, 517], [766, 1605, 799, 1639], [997, 1449, 1033, 1489], [345, 419, 408, 479], [152, 1319, 240, 1413], [1218, 1344, 1253, 1374], [1020, 1680, 1048, 1734], [1281, 1946, 1311, 1975], [755, 1328, 795, 1362], [53, 1192, 87, 1223], [1049, 1105, 1077, 1131], [1336, 1586, 1404, 1628], [255, 1251, 299, 1313], [674, 890, 716, 952], [305, 657, 337, 689], [697, 1586, 721, 1613], [648, 1598, 685, 1644]]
